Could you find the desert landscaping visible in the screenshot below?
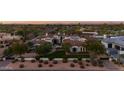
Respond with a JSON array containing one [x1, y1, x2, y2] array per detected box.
[[0, 23, 124, 70]]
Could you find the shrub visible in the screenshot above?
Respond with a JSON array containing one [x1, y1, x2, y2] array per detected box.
[[53, 60, 58, 64], [120, 62, 123, 65], [86, 64, 90, 66], [19, 64, 24, 68], [21, 59, 25, 62], [73, 60, 78, 63], [44, 61, 48, 64], [91, 61, 98, 66], [80, 65, 85, 69], [38, 64, 42, 68], [49, 64, 53, 67], [0, 45, 4, 48], [21, 57, 25, 62], [39, 60, 43, 63], [12, 60, 16, 63], [15, 59, 18, 62], [78, 58, 82, 61], [78, 62, 83, 65], [86, 60, 90, 63], [49, 58, 53, 61], [70, 63, 75, 67], [35, 56, 40, 60], [31, 59, 36, 63], [62, 58, 68, 63]]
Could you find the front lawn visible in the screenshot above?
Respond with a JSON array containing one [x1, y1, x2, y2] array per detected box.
[[43, 51, 66, 58], [66, 54, 90, 59], [42, 51, 90, 59]]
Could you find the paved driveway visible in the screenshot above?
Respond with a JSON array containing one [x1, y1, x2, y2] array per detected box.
[[0, 60, 12, 70], [104, 61, 120, 70]]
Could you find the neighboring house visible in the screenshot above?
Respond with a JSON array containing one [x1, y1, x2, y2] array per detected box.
[[0, 32, 21, 47], [40, 34, 62, 44], [102, 36, 124, 61], [82, 31, 98, 36], [102, 36, 124, 54], [93, 34, 107, 40]]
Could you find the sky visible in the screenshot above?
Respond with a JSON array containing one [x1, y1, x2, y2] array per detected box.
[[0, 0, 124, 22], [1, 21, 124, 24]]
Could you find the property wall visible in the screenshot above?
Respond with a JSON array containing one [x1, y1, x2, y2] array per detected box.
[[118, 51, 124, 54]]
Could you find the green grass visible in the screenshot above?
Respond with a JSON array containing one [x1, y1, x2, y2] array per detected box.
[[66, 54, 90, 59], [42, 51, 90, 59], [43, 51, 66, 58]]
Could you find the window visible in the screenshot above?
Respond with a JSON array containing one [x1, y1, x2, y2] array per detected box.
[[108, 43, 112, 48], [121, 47, 124, 51]]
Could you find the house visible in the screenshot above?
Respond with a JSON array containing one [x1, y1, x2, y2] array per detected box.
[[93, 34, 107, 40], [82, 31, 98, 36], [63, 35, 86, 53], [102, 36, 124, 54], [102, 36, 124, 61], [63, 38, 86, 53], [0, 32, 21, 47], [34, 33, 87, 53]]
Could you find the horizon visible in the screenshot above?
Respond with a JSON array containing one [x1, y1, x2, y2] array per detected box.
[[1, 21, 124, 24]]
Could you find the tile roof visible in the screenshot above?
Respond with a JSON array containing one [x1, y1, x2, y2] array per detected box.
[[103, 36, 124, 47], [63, 39, 83, 46]]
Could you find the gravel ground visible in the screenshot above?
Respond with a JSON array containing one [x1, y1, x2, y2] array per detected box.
[[1, 60, 124, 71]]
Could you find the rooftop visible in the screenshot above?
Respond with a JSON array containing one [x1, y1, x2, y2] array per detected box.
[[63, 39, 83, 46], [103, 36, 124, 47]]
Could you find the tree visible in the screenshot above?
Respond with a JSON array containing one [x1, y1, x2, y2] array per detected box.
[[85, 39, 105, 61], [11, 42, 27, 57], [3, 47, 13, 56], [27, 41, 34, 47], [35, 42, 52, 56], [62, 43, 71, 53], [85, 39, 105, 54]]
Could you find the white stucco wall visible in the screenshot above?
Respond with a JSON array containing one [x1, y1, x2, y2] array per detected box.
[[70, 46, 81, 53], [81, 47, 86, 52], [53, 58, 63, 61], [101, 41, 108, 48], [118, 51, 124, 54]]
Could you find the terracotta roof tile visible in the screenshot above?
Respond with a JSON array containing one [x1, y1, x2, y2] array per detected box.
[[63, 39, 83, 46]]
